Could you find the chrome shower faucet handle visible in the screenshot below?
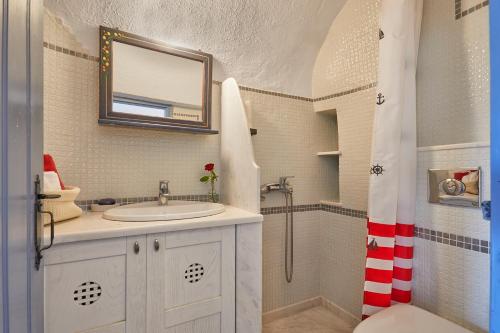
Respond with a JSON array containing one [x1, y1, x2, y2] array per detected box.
[[279, 176, 294, 193]]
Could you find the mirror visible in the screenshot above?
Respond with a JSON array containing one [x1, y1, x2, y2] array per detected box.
[[428, 168, 481, 208], [99, 26, 216, 134]]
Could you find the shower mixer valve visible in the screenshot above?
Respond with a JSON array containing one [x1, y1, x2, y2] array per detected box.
[[279, 176, 294, 193], [260, 176, 294, 199]]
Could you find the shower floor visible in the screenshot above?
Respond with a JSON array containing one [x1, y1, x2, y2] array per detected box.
[[263, 306, 356, 333]]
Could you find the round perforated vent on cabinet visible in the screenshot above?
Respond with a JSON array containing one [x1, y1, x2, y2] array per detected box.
[[73, 281, 102, 306], [184, 263, 205, 283]]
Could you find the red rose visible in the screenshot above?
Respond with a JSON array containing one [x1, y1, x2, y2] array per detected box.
[[205, 163, 215, 171]]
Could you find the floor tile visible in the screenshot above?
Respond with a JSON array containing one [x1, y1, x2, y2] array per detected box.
[[263, 306, 355, 333]]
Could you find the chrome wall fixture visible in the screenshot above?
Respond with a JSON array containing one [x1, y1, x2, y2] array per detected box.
[[428, 167, 481, 208], [261, 176, 295, 283]]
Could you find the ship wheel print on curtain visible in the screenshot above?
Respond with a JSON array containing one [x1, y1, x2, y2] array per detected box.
[[370, 164, 385, 176]]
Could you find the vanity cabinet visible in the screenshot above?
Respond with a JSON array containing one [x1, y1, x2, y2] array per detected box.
[[44, 226, 236, 333]]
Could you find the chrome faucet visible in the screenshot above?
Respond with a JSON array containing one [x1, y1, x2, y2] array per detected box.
[[159, 180, 170, 205], [260, 176, 294, 200], [279, 176, 294, 194]]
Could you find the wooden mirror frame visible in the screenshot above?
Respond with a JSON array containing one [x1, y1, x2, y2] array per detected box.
[[98, 26, 217, 134]]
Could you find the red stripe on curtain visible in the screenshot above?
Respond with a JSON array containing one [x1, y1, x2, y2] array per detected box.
[[367, 246, 394, 260], [365, 268, 393, 283], [394, 245, 413, 259], [391, 288, 412, 303], [367, 221, 397, 237], [363, 291, 392, 307], [393, 266, 412, 281], [395, 223, 415, 237]]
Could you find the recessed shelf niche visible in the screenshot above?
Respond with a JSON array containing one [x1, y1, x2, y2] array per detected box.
[[315, 108, 340, 204]]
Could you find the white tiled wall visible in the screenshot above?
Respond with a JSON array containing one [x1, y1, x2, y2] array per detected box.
[[263, 212, 321, 312], [328, 89, 374, 211], [413, 146, 490, 333], [311, 0, 378, 318], [417, 0, 490, 147], [239, 88, 338, 311], [242, 90, 339, 207], [319, 213, 366, 318], [413, 239, 489, 333], [312, 0, 379, 100], [43, 11, 221, 200], [312, 0, 379, 212], [412, 0, 491, 331]]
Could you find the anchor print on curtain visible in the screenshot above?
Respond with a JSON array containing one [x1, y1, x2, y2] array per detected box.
[[362, 0, 423, 319]]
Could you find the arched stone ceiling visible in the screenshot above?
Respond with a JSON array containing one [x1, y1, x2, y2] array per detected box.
[[44, 0, 347, 97]]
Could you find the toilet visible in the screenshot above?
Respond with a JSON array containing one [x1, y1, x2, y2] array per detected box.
[[354, 304, 474, 333]]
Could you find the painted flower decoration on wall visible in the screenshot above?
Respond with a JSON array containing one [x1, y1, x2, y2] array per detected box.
[[200, 163, 219, 203]]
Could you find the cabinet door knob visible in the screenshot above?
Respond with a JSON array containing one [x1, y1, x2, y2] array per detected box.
[[154, 239, 160, 251], [134, 241, 140, 254]]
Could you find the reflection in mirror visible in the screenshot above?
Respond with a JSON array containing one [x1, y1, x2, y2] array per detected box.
[[428, 168, 481, 208], [112, 41, 203, 121], [99, 27, 215, 133]]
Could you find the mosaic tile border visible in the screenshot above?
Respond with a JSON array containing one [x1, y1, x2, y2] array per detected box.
[[313, 82, 377, 103], [414, 226, 489, 254], [260, 202, 367, 219], [79, 195, 365, 219], [44, 43, 374, 104], [76, 194, 212, 211], [455, 0, 489, 20], [212, 80, 314, 102], [260, 203, 490, 254], [320, 203, 367, 218], [43, 41, 99, 62], [261, 204, 320, 215], [217, 81, 377, 103]]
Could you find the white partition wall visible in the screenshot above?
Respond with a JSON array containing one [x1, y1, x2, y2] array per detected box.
[[220, 78, 260, 213], [220, 78, 262, 333]]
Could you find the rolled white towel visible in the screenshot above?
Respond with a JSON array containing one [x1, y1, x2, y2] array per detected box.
[[44, 171, 62, 191]]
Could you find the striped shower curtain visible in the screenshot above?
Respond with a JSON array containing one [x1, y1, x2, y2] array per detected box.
[[362, 0, 423, 319]]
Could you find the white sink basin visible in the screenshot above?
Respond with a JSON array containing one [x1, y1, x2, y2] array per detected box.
[[102, 201, 225, 222]]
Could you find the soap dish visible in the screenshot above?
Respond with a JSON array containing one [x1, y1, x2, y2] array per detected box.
[[42, 186, 83, 225], [90, 203, 121, 212]]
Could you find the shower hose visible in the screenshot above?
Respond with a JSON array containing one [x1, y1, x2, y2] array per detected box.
[[285, 190, 294, 283]]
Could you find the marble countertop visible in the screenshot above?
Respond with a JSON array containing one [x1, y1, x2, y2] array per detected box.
[[44, 205, 263, 245]]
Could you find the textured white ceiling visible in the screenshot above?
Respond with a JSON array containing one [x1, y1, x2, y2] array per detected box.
[[44, 0, 347, 97]]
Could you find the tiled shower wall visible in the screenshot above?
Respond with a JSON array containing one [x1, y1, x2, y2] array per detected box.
[[312, 0, 379, 319], [413, 1, 491, 332], [313, 0, 379, 213], [311, 0, 491, 330], [240, 89, 338, 312]]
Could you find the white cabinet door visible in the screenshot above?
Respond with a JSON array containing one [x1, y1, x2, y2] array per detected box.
[[147, 226, 235, 333], [44, 238, 127, 333]]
